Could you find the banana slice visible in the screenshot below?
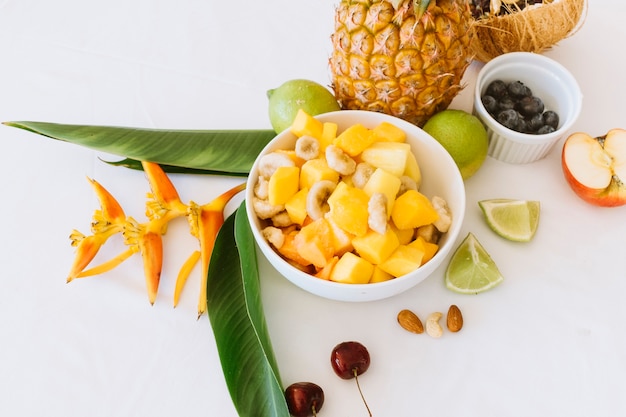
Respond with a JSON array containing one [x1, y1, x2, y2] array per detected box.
[[258, 152, 295, 179], [306, 180, 337, 220], [295, 135, 320, 161], [326, 145, 356, 176]]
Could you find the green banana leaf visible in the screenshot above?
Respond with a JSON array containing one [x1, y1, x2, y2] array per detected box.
[[207, 202, 289, 417], [2, 121, 276, 175]]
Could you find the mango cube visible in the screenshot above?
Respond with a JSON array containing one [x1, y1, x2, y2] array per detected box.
[[327, 183, 370, 237], [360, 141, 411, 177], [268, 166, 300, 206], [369, 266, 394, 283], [391, 190, 439, 230], [330, 252, 374, 284], [291, 109, 324, 139], [378, 245, 424, 277], [390, 222, 414, 245], [315, 256, 339, 280], [362, 168, 402, 217], [333, 123, 375, 156], [320, 122, 338, 151], [293, 218, 335, 268], [325, 214, 355, 256], [278, 230, 311, 267], [370, 121, 406, 143], [403, 150, 422, 187], [299, 158, 340, 190], [409, 236, 439, 265], [285, 187, 309, 225], [352, 228, 400, 264]]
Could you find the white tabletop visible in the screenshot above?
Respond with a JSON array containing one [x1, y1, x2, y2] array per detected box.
[[1, 1, 625, 416]]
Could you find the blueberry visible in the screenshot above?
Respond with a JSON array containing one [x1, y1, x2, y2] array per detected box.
[[527, 113, 544, 132], [498, 96, 516, 111], [497, 109, 520, 130], [508, 80, 532, 98], [537, 125, 556, 135], [542, 110, 559, 129], [481, 95, 499, 115], [517, 96, 545, 117], [485, 80, 508, 99]]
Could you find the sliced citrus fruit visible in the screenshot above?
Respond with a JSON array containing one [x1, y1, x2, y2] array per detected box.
[[478, 199, 540, 242], [445, 233, 504, 294]]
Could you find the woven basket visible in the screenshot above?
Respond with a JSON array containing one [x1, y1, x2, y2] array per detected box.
[[471, 0, 587, 62]]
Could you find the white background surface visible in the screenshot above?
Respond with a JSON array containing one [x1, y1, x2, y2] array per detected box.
[[1, 1, 625, 416]]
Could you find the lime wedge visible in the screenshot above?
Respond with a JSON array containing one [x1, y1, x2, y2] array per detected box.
[[445, 233, 504, 294], [478, 199, 540, 242]]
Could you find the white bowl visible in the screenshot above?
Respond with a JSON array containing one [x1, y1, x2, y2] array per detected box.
[[474, 52, 583, 164], [245, 110, 466, 302]]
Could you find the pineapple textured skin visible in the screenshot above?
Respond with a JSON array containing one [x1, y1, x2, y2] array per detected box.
[[330, 0, 474, 127]]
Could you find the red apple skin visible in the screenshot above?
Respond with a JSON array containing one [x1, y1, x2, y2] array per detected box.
[[561, 132, 626, 207]]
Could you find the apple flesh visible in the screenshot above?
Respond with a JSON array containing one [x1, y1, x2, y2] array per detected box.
[[561, 128, 626, 207]]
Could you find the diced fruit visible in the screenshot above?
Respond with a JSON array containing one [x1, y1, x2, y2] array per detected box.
[[278, 230, 311, 267], [321, 122, 339, 150], [408, 236, 439, 265], [299, 158, 340, 189], [391, 190, 439, 230], [325, 214, 354, 256], [352, 228, 400, 265], [369, 266, 394, 283], [285, 187, 309, 225], [362, 168, 401, 217], [315, 256, 339, 280], [327, 183, 370, 236], [293, 218, 335, 268], [403, 149, 422, 186], [268, 166, 300, 206], [378, 245, 424, 277], [333, 123, 375, 156], [276, 149, 305, 167], [360, 141, 411, 177], [370, 121, 406, 143], [390, 222, 414, 245], [330, 252, 374, 284], [291, 108, 324, 139]]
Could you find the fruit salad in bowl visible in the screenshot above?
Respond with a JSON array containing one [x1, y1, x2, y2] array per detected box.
[[245, 110, 465, 302]]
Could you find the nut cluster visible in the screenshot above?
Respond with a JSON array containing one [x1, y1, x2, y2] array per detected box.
[[397, 305, 463, 337]]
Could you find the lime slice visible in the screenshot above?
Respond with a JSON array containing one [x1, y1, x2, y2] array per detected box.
[[478, 199, 540, 242], [445, 233, 504, 294]]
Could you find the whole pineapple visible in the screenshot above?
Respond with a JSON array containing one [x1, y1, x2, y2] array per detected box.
[[330, 0, 474, 127]]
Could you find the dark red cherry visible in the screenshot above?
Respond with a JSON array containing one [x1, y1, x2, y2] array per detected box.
[[330, 341, 370, 379], [284, 382, 324, 417]]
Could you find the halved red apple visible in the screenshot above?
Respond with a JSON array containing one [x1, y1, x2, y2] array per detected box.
[[561, 128, 626, 207]]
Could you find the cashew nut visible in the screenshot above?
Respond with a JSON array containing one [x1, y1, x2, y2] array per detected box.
[[426, 312, 443, 338]]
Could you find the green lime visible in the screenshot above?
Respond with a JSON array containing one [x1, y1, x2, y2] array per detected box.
[[422, 109, 489, 180], [445, 233, 504, 294], [268, 79, 341, 134], [478, 199, 540, 242]]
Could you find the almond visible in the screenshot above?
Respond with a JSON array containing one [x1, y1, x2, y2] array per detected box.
[[446, 304, 463, 332], [397, 309, 424, 334]]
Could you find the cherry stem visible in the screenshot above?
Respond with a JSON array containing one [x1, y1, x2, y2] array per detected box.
[[353, 368, 372, 417]]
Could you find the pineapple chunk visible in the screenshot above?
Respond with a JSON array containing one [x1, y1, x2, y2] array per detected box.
[[291, 109, 324, 139], [360, 141, 411, 177], [408, 236, 439, 265], [378, 245, 424, 278], [320, 122, 338, 151], [333, 123, 375, 156], [370, 121, 406, 143], [330, 252, 374, 284], [299, 158, 340, 190], [285, 187, 309, 225], [268, 166, 300, 206], [362, 167, 402, 217], [369, 266, 394, 283], [352, 228, 400, 265], [293, 218, 335, 268], [391, 189, 440, 230], [327, 183, 370, 237], [403, 150, 422, 187]]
